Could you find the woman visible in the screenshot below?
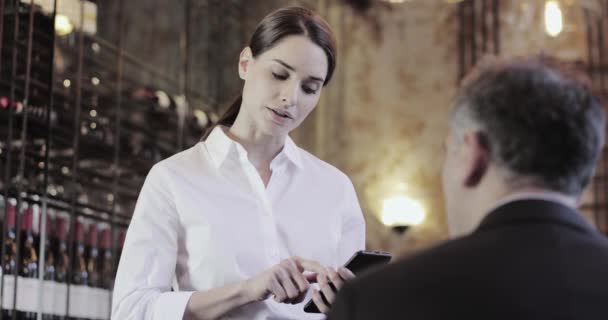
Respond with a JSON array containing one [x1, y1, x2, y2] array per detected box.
[[112, 6, 365, 320]]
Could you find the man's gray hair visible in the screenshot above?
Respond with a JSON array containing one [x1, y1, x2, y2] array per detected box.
[[448, 56, 605, 196]]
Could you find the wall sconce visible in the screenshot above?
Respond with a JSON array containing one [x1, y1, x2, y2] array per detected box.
[[381, 195, 426, 234], [544, 0, 563, 37]]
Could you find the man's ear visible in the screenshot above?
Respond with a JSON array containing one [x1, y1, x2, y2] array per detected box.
[[238, 47, 253, 80], [462, 131, 491, 187]]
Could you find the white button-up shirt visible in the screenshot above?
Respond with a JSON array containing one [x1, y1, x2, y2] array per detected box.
[[111, 127, 366, 320]]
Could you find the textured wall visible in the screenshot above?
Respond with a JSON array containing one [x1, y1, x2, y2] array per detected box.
[[295, 0, 593, 256], [499, 1, 587, 61], [296, 1, 460, 256]]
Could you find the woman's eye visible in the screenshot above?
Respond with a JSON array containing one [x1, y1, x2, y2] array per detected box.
[[272, 72, 288, 80], [302, 86, 317, 95]]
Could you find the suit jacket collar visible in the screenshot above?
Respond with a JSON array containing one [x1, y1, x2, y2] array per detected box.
[[476, 199, 595, 234]]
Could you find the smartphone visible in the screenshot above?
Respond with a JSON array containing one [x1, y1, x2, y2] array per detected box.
[[303, 250, 392, 313]]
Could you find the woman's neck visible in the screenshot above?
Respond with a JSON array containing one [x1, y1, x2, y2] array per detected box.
[[226, 119, 286, 171]]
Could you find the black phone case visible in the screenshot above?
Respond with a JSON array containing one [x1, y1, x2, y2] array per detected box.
[[303, 250, 392, 313]]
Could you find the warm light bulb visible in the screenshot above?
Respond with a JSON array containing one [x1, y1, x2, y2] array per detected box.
[[381, 195, 426, 227], [544, 1, 563, 37], [55, 14, 74, 36]]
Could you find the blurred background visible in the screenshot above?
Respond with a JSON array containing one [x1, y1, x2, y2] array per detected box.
[[0, 0, 607, 318]]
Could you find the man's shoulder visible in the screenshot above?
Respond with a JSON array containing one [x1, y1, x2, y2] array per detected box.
[[347, 237, 477, 293], [330, 238, 477, 319], [346, 222, 608, 296]]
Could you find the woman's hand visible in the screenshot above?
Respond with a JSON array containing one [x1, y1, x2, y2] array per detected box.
[[243, 256, 327, 304], [310, 267, 355, 314]]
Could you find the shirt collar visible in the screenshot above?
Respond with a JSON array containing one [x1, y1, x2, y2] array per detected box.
[[204, 126, 303, 170], [204, 126, 234, 169], [477, 197, 592, 234], [278, 135, 303, 170], [489, 191, 577, 213]]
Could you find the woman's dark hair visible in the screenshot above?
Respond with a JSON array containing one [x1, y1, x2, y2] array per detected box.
[[203, 6, 337, 139]]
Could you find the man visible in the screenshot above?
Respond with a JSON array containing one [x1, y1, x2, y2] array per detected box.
[[327, 57, 608, 320]]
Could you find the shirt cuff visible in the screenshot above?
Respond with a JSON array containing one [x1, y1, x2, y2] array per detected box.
[[152, 291, 195, 320]]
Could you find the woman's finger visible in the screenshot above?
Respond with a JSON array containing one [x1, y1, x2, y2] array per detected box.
[[304, 272, 318, 283], [317, 273, 336, 305], [338, 267, 355, 281], [327, 268, 344, 291], [270, 273, 287, 302], [297, 257, 328, 275], [311, 289, 330, 314], [285, 259, 309, 292], [277, 265, 300, 302]]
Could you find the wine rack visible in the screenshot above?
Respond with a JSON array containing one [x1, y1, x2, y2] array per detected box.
[[0, 1, 209, 319]]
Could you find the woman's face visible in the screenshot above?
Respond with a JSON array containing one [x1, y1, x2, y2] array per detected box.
[[238, 35, 328, 136]]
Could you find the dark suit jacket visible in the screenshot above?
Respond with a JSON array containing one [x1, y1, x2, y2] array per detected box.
[[328, 199, 608, 320]]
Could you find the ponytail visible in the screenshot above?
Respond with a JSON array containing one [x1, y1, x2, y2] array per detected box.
[[201, 96, 242, 141]]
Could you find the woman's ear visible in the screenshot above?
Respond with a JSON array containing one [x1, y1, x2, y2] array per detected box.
[[238, 47, 253, 80]]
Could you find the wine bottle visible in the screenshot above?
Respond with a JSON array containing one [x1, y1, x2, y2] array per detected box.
[[17, 204, 38, 320], [41, 211, 56, 320], [68, 219, 88, 320], [98, 227, 112, 320], [2, 199, 17, 319], [54, 215, 69, 320], [85, 223, 99, 320], [115, 229, 126, 276]]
